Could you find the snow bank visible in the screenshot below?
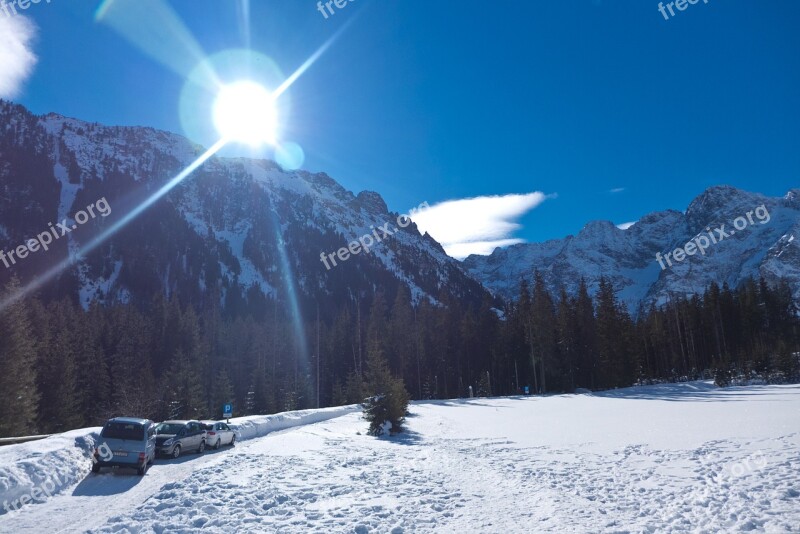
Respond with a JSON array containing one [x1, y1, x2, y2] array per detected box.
[[0, 405, 358, 515], [0, 428, 102, 515], [228, 405, 359, 442]]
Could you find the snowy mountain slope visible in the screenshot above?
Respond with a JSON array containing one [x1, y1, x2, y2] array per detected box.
[[464, 186, 800, 311], [1, 382, 797, 533], [0, 100, 488, 310]]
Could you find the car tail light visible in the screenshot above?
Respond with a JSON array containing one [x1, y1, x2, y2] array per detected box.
[[208, 431, 215, 436], [138, 452, 146, 461]]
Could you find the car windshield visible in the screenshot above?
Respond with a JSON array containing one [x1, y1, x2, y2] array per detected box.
[[101, 422, 144, 441], [202, 424, 213, 430], [155, 423, 185, 435]]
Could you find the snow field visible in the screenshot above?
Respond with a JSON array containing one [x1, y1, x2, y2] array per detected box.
[[85, 382, 800, 533], [1, 383, 798, 533]]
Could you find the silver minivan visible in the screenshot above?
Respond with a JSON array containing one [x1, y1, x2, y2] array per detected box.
[[154, 420, 206, 458], [93, 417, 156, 476]]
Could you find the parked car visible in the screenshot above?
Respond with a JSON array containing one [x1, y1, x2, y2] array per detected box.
[[201, 421, 236, 449], [154, 420, 206, 458], [93, 417, 156, 476], [228, 424, 243, 443]]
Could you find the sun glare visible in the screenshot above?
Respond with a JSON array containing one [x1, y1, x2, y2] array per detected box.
[[213, 81, 278, 146]]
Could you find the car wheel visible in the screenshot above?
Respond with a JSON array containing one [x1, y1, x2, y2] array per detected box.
[[214, 439, 221, 450], [91, 462, 101, 473], [172, 445, 182, 459], [230, 435, 236, 446], [198, 440, 205, 454], [137, 461, 148, 476]]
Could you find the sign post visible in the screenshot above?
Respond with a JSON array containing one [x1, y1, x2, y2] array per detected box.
[[223, 403, 233, 423]]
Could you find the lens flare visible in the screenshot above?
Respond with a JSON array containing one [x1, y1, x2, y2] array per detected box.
[[213, 81, 278, 146]]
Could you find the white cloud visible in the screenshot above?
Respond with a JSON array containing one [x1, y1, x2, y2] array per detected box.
[[409, 192, 554, 259], [609, 187, 626, 194], [617, 221, 636, 230], [0, 15, 38, 99]]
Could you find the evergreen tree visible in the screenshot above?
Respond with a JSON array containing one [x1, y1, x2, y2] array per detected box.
[[211, 368, 235, 418], [531, 272, 557, 392], [33, 300, 82, 432], [476, 371, 491, 397], [73, 302, 110, 426], [0, 279, 39, 437], [164, 349, 206, 420], [574, 279, 597, 389], [362, 337, 409, 435]]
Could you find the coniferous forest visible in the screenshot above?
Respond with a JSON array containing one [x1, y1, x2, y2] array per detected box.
[[0, 274, 798, 438]]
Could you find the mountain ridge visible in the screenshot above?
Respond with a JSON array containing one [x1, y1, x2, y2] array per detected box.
[[0, 100, 489, 314], [463, 185, 800, 311]]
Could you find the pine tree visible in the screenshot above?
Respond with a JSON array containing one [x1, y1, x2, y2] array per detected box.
[[74, 302, 110, 426], [556, 288, 577, 391], [0, 279, 40, 437], [107, 307, 159, 419], [595, 277, 635, 389], [574, 279, 596, 390], [531, 272, 557, 393], [164, 349, 207, 420], [476, 370, 491, 397], [211, 369, 235, 418], [362, 337, 409, 435], [33, 300, 81, 432]]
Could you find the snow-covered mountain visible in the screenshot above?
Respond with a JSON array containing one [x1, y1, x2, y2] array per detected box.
[[3, 101, 797, 315], [463, 186, 800, 312], [0, 101, 488, 310]]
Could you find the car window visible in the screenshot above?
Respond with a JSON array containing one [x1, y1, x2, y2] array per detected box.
[[101, 422, 144, 441], [221, 424, 229, 431], [155, 423, 185, 435]]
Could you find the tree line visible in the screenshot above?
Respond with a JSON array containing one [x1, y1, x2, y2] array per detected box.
[[1, 274, 798, 438]]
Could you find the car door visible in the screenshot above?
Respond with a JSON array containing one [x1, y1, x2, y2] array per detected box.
[[186, 422, 198, 450], [223, 423, 234, 444], [193, 422, 205, 448], [218, 423, 230, 444], [176, 426, 189, 450]]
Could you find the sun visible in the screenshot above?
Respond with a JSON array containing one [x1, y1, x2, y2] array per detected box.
[[213, 81, 278, 146]]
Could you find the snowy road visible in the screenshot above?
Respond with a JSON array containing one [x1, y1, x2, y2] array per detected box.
[[1, 382, 798, 533], [6, 445, 240, 533]]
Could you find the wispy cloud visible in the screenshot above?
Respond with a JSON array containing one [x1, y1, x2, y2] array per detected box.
[[409, 192, 554, 259], [617, 221, 636, 230], [0, 16, 38, 99], [609, 187, 626, 194]]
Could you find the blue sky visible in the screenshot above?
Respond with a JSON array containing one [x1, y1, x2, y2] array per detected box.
[[3, 0, 799, 257]]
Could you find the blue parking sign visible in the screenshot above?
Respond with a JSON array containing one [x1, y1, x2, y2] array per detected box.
[[223, 404, 233, 418]]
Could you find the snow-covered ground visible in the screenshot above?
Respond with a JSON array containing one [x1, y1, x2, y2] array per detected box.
[[1, 382, 798, 533]]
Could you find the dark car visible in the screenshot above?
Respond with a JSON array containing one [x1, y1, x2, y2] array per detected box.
[[154, 420, 206, 458], [93, 417, 156, 476]]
